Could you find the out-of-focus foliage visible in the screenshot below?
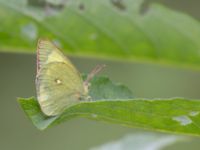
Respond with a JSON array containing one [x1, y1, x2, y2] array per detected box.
[[1, 0, 200, 68], [91, 133, 183, 150]]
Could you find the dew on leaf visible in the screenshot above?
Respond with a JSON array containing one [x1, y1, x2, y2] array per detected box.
[[172, 115, 192, 126], [189, 111, 199, 117]]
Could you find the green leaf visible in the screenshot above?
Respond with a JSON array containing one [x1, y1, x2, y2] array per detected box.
[[1, 0, 200, 68], [18, 76, 200, 136], [18, 76, 133, 130]]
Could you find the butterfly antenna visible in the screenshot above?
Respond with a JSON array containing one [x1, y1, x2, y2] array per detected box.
[[84, 64, 106, 87]]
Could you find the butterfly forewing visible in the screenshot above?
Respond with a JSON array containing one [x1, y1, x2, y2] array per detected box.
[[37, 39, 75, 73]]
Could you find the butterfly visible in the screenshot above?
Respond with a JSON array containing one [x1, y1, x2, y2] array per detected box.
[[36, 39, 104, 116]]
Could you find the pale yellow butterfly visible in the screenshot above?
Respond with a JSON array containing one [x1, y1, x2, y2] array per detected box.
[[36, 39, 104, 116]]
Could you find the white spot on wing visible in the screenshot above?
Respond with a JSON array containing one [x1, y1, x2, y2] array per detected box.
[[55, 79, 62, 84], [172, 115, 192, 126]]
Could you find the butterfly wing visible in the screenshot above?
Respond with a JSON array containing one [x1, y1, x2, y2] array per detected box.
[[36, 39, 86, 116], [36, 39, 75, 73]]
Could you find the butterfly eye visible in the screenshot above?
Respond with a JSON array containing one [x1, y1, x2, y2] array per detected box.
[[55, 78, 62, 85]]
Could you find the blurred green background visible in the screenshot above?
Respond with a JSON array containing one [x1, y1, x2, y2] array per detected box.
[[1, 0, 200, 150], [1, 53, 200, 150]]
